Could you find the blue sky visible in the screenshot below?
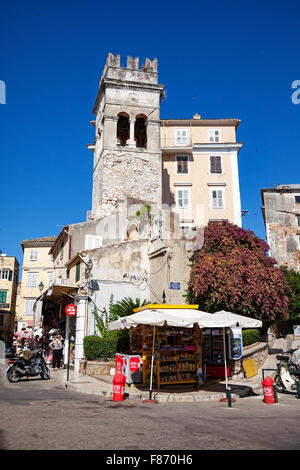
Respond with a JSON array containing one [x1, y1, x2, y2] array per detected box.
[[1, 0, 300, 266]]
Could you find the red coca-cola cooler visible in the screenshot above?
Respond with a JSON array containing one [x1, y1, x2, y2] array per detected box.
[[125, 355, 143, 384], [115, 353, 127, 375]]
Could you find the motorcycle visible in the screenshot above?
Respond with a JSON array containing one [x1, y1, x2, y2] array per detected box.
[[6, 348, 51, 383], [274, 349, 300, 393], [5, 346, 16, 358]]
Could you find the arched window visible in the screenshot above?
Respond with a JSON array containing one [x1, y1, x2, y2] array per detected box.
[[117, 113, 130, 146], [135, 114, 147, 148]]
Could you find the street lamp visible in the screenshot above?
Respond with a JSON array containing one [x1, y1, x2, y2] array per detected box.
[[86, 259, 93, 271], [39, 282, 44, 294]]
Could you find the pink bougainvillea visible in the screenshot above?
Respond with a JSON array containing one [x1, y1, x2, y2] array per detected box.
[[187, 222, 291, 323]]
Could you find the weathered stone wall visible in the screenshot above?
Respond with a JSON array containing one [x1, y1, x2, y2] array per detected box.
[[263, 189, 300, 271], [229, 342, 268, 380], [93, 151, 161, 219], [79, 359, 115, 376]]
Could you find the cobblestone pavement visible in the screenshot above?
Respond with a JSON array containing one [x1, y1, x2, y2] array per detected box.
[[1, 365, 300, 451]]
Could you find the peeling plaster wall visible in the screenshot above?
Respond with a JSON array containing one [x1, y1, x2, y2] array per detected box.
[[263, 190, 300, 271], [86, 240, 151, 335]]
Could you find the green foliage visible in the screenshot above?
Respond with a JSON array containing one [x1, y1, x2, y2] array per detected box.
[[242, 329, 260, 347], [87, 295, 149, 361], [83, 335, 104, 360], [95, 295, 119, 338], [83, 334, 130, 361], [136, 204, 152, 223], [110, 297, 149, 318], [280, 267, 300, 321], [187, 222, 291, 324]]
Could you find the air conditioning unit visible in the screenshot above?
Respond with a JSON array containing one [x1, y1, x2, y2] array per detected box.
[[87, 210, 94, 221]]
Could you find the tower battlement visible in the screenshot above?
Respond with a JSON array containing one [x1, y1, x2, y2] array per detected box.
[[105, 52, 157, 73], [98, 53, 159, 89]]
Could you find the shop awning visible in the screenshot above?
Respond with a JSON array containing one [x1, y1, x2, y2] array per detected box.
[[36, 284, 79, 304]]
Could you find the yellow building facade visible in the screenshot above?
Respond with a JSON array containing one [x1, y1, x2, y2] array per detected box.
[[0, 254, 19, 345], [161, 116, 243, 228], [16, 237, 56, 330]]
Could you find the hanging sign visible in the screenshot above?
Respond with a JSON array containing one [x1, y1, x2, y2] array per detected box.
[[65, 304, 77, 317]]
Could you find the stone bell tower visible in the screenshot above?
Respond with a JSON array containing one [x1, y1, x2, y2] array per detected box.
[[89, 53, 165, 220]]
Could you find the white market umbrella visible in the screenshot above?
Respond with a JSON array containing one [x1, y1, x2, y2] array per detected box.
[[196, 311, 262, 329], [108, 308, 210, 331], [197, 311, 263, 390]]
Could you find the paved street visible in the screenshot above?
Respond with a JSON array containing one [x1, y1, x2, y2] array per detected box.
[[1, 366, 300, 451]]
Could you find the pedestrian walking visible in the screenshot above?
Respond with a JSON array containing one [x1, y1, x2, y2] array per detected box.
[[33, 335, 41, 349], [49, 335, 63, 370]]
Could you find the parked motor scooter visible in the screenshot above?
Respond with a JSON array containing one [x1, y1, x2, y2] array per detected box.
[[5, 346, 16, 358], [276, 348, 300, 378], [6, 348, 51, 382], [273, 351, 300, 393]]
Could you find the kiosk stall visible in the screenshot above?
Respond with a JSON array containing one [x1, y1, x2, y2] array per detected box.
[[130, 323, 203, 390], [109, 305, 263, 397], [109, 304, 210, 394]]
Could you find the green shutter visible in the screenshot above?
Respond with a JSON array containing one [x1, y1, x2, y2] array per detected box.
[[75, 262, 80, 282], [8, 270, 13, 281], [0, 291, 7, 303]]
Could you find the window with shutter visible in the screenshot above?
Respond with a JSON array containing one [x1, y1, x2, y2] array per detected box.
[[176, 155, 189, 174], [75, 262, 80, 282], [85, 235, 102, 250], [25, 299, 35, 316], [0, 291, 7, 303], [211, 189, 224, 209], [208, 129, 221, 143], [29, 250, 39, 261], [1, 269, 9, 280], [210, 156, 222, 174], [175, 130, 189, 145], [176, 189, 191, 209], [60, 242, 64, 260], [48, 271, 54, 287], [27, 272, 38, 287]]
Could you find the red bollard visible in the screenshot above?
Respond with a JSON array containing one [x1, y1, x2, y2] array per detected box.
[[262, 376, 275, 404], [113, 372, 126, 402]]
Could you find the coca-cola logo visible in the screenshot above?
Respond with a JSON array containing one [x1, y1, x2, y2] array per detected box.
[[130, 359, 140, 371]]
